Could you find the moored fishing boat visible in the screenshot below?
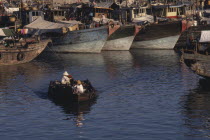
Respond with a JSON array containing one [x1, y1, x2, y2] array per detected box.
[[51, 26, 109, 53], [131, 21, 182, 49], [131, 2, 194, 49], [24, 17, 113, 53], [174, 21, 209, 51], [182, 30, 210, 78], [0, 29, 51, 65], [48, 79, 97, 102], [102, 24, 141, 51]]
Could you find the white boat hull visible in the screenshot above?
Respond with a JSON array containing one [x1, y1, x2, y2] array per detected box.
[[46, 26, 108, 53], [131, 35, 180, 49], [48, 39, 106, 53], [102, 36, 135, 51]]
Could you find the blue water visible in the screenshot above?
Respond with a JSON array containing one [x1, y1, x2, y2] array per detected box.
[[0, 50, 210, 140]]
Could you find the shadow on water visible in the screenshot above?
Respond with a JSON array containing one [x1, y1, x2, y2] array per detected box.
[[181, 78, 210, 137]]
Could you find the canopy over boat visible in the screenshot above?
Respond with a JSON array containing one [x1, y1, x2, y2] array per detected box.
[[199, 30, 210, 43], [24, 17, 77, 35]]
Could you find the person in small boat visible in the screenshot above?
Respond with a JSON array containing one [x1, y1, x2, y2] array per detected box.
[[61, 71, 73, 85], [73, 80, 85, 94]]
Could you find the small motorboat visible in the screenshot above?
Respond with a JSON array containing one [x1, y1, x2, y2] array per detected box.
[[48, 79, 97, 103]]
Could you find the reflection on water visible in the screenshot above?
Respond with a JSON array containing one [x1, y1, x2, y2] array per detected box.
[[0, 62, 49, 99], [0, 63, 42, 87], [2, 50, 210, 139], [51, 98, 97, 127], [38, 52, 107, 82], [130, 49, 179, 67], [101, 51, 134, 79], [182, 78, 210, 138]]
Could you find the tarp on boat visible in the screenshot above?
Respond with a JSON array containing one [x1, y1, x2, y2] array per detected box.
[[0, 29, 15, 36], [199, 30, 210, 42], [56, 20, 82, 25], [24, 17, 76, 35], [169, 4, 185, 8]]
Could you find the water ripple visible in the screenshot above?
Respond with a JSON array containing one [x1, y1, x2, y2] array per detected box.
[[0, 50, 208, 140]]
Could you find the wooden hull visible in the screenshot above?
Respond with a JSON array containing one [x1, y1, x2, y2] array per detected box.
[[0, 39, 51, 65], [134, 21, 182, 41], [73, 93, 97, 102], [132, 21, 181, 49], [190, 61, 210, 78], [47, 26, 108, 53], [48, 39, 106, 53], [50, 95, 97, 115], [48, 80, 97, 103], [182, 52, 210, 78], [102, 25, 136, 51], [131, 35, 180, 49], [103, 36, 135, 51], [49, 89, 97, 103]]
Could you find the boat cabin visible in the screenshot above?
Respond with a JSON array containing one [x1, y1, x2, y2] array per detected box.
[[44, 9, 66, 22], [14, 10, 44, 26], [50, 4, 114, 24], [130, 6, 156, 23], [71, 5, 113, 24], [165, 7, 178, 18], [183, 3, 195, 17], [3, 3, 19, 14], [93, 7, 112, 18], [135, 7, 147, 17], [119, 8, 133, 23], [51, 10, 66, 21], [152, 3, 194, 19], [153, 5, 179, 18], [29, 11, 44, 23], [131, 7, 148, 19]]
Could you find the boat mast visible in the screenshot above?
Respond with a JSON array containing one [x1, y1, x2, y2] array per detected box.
[[19, 0, 22, 28]]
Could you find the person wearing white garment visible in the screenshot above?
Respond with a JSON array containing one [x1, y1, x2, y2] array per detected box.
[[73, 80, 85, 94], [61, 71, 72, 85]]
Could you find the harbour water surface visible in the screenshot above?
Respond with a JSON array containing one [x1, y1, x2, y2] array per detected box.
[[1, 50, 210, 140]]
